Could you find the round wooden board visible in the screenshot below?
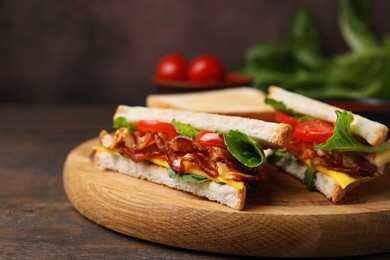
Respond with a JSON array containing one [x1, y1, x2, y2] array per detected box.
[[63, 139, 390, 258]]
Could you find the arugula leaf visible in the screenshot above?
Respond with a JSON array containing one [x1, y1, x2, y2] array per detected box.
[[339, 0, 378, 52], [297, 115, 316, 123], [264, 98, 317, 122], [180, 174, 209, 184], [171, 119, 199, 138], [332, 48, 390, 98], [242, 43, 295, 73], [303, 167, 317, 191], [268, 151, 298, 165], [223, 130, 265, 168], [264, 97, 301, 117], [267, 150, 285, 164], [240, 43, 298, 92], [167, 168, 177, 179], [168, 169, 213, 184], [287, 6, 326, 70], [113, 117, 134, 131], [240, 1, 390, 99], [315, 111, 390, 153]]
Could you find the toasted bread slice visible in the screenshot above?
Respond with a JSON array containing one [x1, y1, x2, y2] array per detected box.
[[147, 87, 275, 122], [114, 105, 291, 149]]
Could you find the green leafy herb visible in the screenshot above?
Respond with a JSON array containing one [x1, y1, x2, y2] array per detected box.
[[168, 169, 211, 184], [264, 98, 319, 123], [267, 150, 285, 164], [171, 119, 199, 138], [339, 0, 378, 52], [267, 150, 298, 164], [315, 111, 390, 153], [303, 167, 317, 191], [297, 115, 316, 123], [167, 168, 178, 179], [180, 174, 209, 184], [113, 117, 134, 131], [240, 1, 390, 99], [287, 6, 326, 70], [264, 97, 301, 117], [223, 130, 265, 168]]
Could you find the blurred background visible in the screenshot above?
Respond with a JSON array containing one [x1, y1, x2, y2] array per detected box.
[[1, 0, 390, 105]]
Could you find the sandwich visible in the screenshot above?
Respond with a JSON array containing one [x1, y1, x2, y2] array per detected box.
[[93, 106, 292, 210], [146, 87, 275, 122], [265, 86, 390, 202]]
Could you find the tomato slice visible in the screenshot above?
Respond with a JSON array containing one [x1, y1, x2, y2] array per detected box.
[[275, 112, 298, 127], [294, 120, 334, 143], [195, 131, 226, 148], [137, 120, 178, 136]]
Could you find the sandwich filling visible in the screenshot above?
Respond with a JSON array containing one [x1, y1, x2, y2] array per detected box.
[[97, 118, 267, 190], [266, 98, 390, 189]]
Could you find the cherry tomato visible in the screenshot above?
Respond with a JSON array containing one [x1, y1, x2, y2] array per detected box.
[[155, 54, 187, 81], [195, 130, 226, 148], [294, 120, 334, 143], [275, 112, 298, 127], [137, 120, 178, 136], [187, 54, 226, 83]]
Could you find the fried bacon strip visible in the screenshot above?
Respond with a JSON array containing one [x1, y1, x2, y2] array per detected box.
[[99, 128, 263, 184]]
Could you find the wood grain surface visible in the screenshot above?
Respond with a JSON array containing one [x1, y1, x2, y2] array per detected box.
[[64, 138, 390, 258]]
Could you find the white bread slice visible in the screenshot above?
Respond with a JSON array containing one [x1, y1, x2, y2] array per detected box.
[[146, 87, 275, 122], [94, 150, 246, 210], [114, 106, 292, 150], [268, 86, 389, 146], [271, 153, 370, 202]]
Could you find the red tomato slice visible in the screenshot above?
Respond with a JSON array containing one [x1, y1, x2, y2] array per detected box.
[[195, 131, 226, 148], [294, 120, 334, 143], [137, 120, 178, 136], [275, 112, 298, 127]]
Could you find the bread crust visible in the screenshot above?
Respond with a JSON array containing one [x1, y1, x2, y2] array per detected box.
[[114, 105, 292, 150], [268, 86, 388, 146], [95, 150, 246, 210]]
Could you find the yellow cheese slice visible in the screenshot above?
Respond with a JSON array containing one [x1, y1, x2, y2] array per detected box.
[[304, 159, 368, 189]]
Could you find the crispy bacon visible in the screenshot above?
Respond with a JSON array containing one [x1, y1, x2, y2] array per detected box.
[[102, 128, 261, 183]]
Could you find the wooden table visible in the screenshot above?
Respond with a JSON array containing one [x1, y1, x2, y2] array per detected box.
[[1, 105, 390, 259]]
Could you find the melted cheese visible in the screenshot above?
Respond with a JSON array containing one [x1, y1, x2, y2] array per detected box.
[[303, 159, 368, 189]]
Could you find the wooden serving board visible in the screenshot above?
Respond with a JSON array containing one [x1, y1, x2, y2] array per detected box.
[[63, 139, 390, 258]]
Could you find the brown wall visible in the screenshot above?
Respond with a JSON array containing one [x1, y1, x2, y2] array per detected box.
[[1, 0, 389, 105]]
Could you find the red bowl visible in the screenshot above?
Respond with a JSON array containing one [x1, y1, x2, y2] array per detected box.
[[153, 72, 252, 92]]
